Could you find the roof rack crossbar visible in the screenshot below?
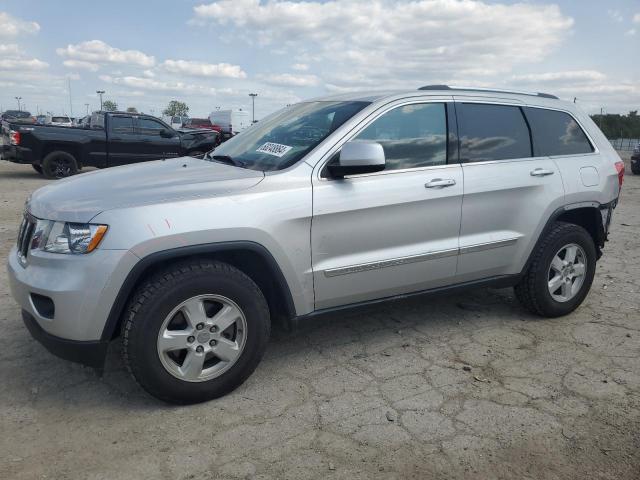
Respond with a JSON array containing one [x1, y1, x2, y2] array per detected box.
[[418, 85, 558, 100]]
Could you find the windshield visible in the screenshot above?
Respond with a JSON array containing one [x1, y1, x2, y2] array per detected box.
[[208, 101, 370, 171]]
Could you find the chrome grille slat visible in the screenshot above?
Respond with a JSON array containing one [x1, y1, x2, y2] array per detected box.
[[16, 214, 35, 262]]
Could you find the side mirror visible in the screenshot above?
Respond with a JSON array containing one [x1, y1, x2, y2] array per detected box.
[[327, 141, 386, 178], [160, 128, 175, 138]]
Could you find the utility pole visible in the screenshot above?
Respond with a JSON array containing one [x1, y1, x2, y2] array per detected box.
[[68, 77, 73, 117], [15, 96, 22, 111], [85, 103, 90, 115], [96, 90, 105, 111], [249, 93, 258, 123]]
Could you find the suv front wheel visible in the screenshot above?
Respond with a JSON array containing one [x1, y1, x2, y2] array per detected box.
[[122, 260, 270, 404], [515, 222, 596, 317]]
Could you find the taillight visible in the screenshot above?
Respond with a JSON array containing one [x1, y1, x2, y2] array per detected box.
[[9, 129, 20, 146], [615, 161, 625, 190]]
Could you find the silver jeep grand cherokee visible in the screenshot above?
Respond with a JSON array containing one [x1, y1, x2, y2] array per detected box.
[[8, 86, 625, 403]]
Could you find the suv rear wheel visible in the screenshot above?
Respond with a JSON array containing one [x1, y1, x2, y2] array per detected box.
[[515, 222, 596, 317], [122, 260, 270, 404]]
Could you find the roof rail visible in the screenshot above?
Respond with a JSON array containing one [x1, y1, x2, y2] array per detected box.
[[418, 84, 559, 100]]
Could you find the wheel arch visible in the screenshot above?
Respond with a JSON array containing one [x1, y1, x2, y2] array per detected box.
[[101, 241, 297, 342], [521, 201, 609, 276], [42, 143, 80, 163]]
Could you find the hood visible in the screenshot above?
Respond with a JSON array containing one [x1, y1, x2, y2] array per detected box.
[[28, 157, 264, 223]]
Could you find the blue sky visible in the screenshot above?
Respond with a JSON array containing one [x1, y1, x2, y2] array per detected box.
[[0, 0, 638, 118]]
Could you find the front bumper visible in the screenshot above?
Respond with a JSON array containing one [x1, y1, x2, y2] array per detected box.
[[22, 310, 108, 368], [7, 245, 139, 365]]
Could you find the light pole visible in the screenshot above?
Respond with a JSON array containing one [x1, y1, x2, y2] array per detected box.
[[96, 90, 105, 111], [249, 93, 258, 123], [15, 96, 22, 111]]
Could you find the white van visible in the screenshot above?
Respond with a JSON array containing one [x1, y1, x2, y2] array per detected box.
[[209, 109, 251, 136]]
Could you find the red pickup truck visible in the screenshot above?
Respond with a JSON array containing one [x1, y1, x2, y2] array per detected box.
[[183, 118, 222, 133]]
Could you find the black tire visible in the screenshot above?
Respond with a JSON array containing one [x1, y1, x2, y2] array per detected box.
[[515, 222, 596, 317], [41, 151, 78, 179], [122, 260, 270, 404], [32, 164, 43, 175], [631, 161, 640, 175]]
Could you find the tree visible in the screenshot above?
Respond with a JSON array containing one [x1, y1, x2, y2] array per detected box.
[[590, 111, 640, 139], [126, 107, 138, 113], [163, 100, 189, 117], [102, 100, 118, 112]]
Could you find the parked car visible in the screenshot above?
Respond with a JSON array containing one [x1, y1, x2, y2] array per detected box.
[[1, 110, 35, 125], [7, 86, 624, 404], [631, 142, 640, 174], [183, 117, 222, 133], [1, 111, 219, 178], [45, 115, 73, 127], [35, 115, 46, 125]]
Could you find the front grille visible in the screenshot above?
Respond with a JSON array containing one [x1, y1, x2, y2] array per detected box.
[[17, 214, 35, 261]]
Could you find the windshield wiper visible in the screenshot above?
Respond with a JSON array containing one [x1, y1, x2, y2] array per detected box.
[[210, 155, 246, 168]]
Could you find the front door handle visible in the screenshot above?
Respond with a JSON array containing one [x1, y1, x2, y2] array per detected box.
[[425, 178, 456, 188], [530, 168, 555, 177]]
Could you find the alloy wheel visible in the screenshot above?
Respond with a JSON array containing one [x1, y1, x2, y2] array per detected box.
[[156, 294, 248, 382], [547, 243, 587, 302]]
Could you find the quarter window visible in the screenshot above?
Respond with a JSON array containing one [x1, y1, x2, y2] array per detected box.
[[523, 107, 593, 156], [458, 103, 532, 162], [110, 116, 134, 134], [354, 103, 447, 170]]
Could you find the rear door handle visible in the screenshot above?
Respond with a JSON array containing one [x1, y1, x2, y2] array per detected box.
[[425, 178, 456, 188], [530, 168, 554, 177]]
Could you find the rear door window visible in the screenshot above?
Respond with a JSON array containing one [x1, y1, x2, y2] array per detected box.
[[458, 103, 532, 162], [354, 103, 447, 170], [523, 107, 594, 156], [110, 116, 134, 134]]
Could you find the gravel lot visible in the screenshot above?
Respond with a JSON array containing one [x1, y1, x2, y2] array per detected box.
[[0, 157, 638, 479]]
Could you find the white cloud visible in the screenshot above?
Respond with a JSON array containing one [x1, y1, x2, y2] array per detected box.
[[511, 70, 607, 84], [0, 57, 48, 70], [63, 59, 100, 71], [161, 59, 246, 78], [607, 9, 623, 23], [291, 63, 309, 71], [259, 72, 320, 87], [193, 0, 573, 89], [143, 69, 155, 78], [633, 13, 640, 24], [626, 29, 637, 36], [0, 12, 40, 37], [0, 43, 20, 55], [99, 74, 215, 94], [57, 40, 155, 67]]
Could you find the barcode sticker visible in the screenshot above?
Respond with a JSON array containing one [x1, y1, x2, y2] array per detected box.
[[256, 142, 293, 157]]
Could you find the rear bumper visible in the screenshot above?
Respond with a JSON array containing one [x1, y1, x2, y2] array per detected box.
[[1, 144, 34, 164], [22, 310, 108, 368]]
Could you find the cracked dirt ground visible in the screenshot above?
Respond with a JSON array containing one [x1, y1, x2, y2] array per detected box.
[[0, 158, 638, 480]]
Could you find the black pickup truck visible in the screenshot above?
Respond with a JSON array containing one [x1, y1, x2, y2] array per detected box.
[[1, 111, 219, 178]]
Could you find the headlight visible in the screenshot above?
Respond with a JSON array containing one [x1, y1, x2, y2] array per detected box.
[[31, 220, 108, 254]]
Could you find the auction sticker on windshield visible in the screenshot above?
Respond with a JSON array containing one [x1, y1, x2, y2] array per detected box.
[[256, 142, 293, 157]]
